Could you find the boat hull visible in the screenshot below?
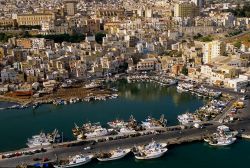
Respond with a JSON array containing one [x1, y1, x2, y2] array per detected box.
[[97, 149, 130, 161], [54, 157, 92, 168], [135, 149, 168, 160]]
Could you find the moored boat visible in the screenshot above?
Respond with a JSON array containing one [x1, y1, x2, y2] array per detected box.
[[97, 148, 130, 161], [54, 154, 93, 168], [133, 140, 168, 160]]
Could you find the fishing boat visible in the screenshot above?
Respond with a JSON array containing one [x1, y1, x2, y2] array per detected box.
[[83, 127, 109, 139], [107, 119, 127, 129], [208, 137, 236, 146], [141, 115, 167, 129], [97, 148, 130, 161], [133, 141, 168, 160], [119, 127, 136, 134], [177, 113, 201, 125], [27, 129, 61, 148], [54, 154, 93, 168]]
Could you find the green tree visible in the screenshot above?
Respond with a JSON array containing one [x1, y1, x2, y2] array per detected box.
[[95, 32, 106, 44], [181, 66, 188, 76], [234, 41, 242, 49]]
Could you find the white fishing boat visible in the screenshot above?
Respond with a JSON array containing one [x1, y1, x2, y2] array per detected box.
[[97, 148, 130, 161], [133, 141, 168, 160], [107, 119, 127, 129], [134, 148, 168, 160], [119, 127, 136, 134], [141, 115, 167, 129], [54, 154, 93, 168], [209, 137, 236, 146], [177, 113, 201, 125], [84, 127, 108, 139], [26, 129, 61, 148]]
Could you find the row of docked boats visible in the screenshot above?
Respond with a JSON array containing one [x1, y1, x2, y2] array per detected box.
[[177, 83, 221, 98], [72, 115, 167, 140], [204, 125, 238, 146], [127, 75, 177, 87], [177, 98, 229, 125], [53, 140, 168, 168]]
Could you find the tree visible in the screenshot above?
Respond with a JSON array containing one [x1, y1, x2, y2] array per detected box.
[[0, 33, 12, 42], [234, 41, 242, 49], [181, 66, 188, 76], [95, 32, 106, 44]]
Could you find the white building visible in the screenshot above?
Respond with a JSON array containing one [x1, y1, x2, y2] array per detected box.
[[227, 78, 249, 91], [1, 68, 18, 83], [203, 40, 225, 64], [136, 58, 161, 71]]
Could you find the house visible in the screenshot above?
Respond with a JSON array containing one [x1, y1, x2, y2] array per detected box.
[[1, 68, 18, 83], [226, 78, 249, 91]]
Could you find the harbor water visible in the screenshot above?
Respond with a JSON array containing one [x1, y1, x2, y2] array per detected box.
[[83, 140, 250, 168], [0, 81, 205, 152], [0, 80, 250, 168]]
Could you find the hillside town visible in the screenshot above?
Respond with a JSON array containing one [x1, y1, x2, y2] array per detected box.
[[0, 0, 250, 104]]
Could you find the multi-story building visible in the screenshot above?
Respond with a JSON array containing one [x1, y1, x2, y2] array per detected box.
[[64, 0, 77, 16], [0, 17, 17, 27], [136, 58, 161, 71], [17, 13, 55, 26], [174, 2, 200, 18], [191, 0, 204, 8], [1, 67, 18, 83], [203, 40, 225, 64]]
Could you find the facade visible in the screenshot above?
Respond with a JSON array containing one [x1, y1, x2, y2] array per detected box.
[[136, 58, 161, 71], [191, 0, 204, 8], [227, 78, 249, 91], [17, 13, 55, 26], [1, 68, 18, 83], [64, 0, 77, 16], [174, 2, 200, 18], [0, 18, 16, 27], [203, 40, 225, 64]]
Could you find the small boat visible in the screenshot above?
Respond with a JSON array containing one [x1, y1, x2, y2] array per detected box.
[[97, 148, 130, 161], [54, 154, 93, 168], [32, 103, 39, 109]]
